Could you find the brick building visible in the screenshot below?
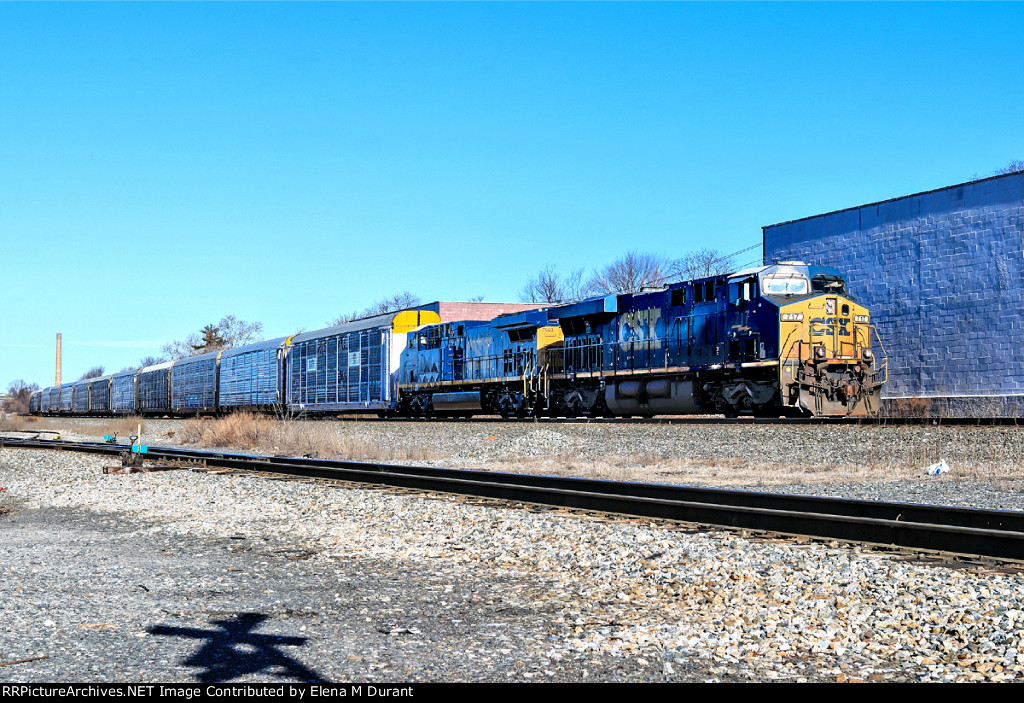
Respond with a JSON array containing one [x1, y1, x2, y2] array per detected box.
[[432, 301, 541, 322], [762, 172, 1024, 398]]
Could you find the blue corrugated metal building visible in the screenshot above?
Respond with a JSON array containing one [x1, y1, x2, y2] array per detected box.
[[763, 171, 1024, 398]]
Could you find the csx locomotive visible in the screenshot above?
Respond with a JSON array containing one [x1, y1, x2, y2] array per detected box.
[[398, 261, 884, 418], [30, 261, 884, 419]]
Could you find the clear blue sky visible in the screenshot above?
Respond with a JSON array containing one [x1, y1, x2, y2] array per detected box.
[[3, 3, 1022, 388]]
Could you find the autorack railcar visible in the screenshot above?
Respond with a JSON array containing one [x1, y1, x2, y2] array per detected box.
[[137, 362, 173, 415], [218, 336, 291, 412], [58, 383, 74, 415], [110, 369, 138, 415], [286, 309, 441, 415], [73, 380, 91, 414], [170, 350, 220, 414], [87, 375, 113, 415]]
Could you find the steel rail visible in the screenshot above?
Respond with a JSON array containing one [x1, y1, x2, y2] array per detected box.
[[321, 416, 1024, 426], [20, 414, 1024, 426], [3, 437, 1023, 561]]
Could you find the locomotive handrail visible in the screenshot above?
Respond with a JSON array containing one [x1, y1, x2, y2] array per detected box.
[[870, 324, 889, 385], [780, 318, 810, 365]]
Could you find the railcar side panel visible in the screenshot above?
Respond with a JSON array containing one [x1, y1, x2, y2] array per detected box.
[[88, 376, 112, 414], [138, 362, 172, 414], [73, 381, 91, 414], [110, 371, 137, 414], [219, 337, 290, 410], [170, 351, 219, 413], [58, 383, 74, 414], [287, 310, 440, 413]]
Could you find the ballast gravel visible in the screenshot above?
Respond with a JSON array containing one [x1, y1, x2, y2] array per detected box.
[[1, 444, 1023, 684]]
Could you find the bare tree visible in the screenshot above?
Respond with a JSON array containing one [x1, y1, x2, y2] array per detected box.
[[162, 315, 264, 359], [670, 248, 735, 281], [995, 160, 1024, 175], [78, 366, 105, 380], [3, 380, 39, 414], [364, 291, 421, 316], [163, 335, 201, 359], [215, 315, 263, 347], [521, 265, 587, 303], [332, 310, 360, 325], [585, 251, 671, 295], [138, 356, 165, 369], [332, 292, 421, 326]]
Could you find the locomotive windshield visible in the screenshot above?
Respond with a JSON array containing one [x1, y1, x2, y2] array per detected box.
[[760, 273, 809, 296], [811, 274, 847, 295]]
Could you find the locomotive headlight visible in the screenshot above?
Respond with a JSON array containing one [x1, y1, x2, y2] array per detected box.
[[862, 349, 874, 364], [854, 315, 869, 324], [781, 312, 804, 322], [814, 345, 827, 360]]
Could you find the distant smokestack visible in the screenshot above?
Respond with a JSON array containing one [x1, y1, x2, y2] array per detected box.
[[56, 333, 62, 385]]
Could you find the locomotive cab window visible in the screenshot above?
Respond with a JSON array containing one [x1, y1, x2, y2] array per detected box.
[[693, 281, 716, 303], [761, 273, 809, 297], [728, 277, 757, 305], [811, 275, 847, 296]]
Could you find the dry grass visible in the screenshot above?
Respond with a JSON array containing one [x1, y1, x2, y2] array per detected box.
[[181, 413, 441, 462], [883, 397, 934, 418], [0, 414, 146, 438], [60, 416, 146, 437], [882, 396, 1024, 418], [181, 413, 274, 451], [0, 414, 41, 431]]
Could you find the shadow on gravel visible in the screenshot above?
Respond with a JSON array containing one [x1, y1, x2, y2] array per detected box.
[[148, 612, 325, 683]]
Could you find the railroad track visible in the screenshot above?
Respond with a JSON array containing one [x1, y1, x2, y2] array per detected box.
[[2, 436, 1024, 562], [21, 414, 1024, 426], [336, 415, 1024, 426]]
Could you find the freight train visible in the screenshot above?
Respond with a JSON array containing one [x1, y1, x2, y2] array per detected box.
[[30, 262, 885, 419]]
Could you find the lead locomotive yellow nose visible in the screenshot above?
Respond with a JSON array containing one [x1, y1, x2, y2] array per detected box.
[[779, 292, 885, 416]]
